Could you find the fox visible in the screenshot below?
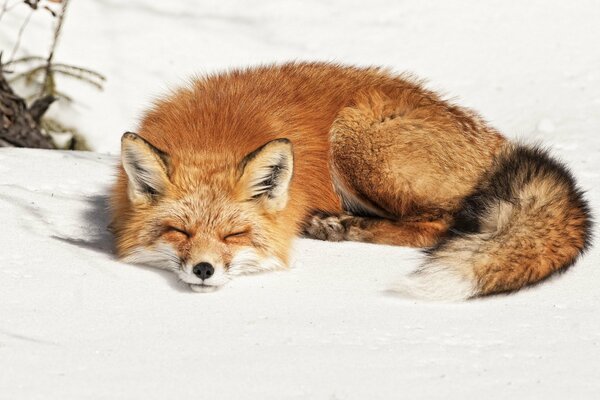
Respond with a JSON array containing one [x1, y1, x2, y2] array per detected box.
[[110, 62, 592, 300]]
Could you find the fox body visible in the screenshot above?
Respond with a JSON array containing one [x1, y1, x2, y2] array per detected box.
[[110, 62, 591, 299]]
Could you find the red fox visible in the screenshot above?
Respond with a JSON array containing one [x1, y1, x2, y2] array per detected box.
[[110, 62, 592, 300]]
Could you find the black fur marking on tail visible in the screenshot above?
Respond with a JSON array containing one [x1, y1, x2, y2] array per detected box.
[[434, 144, 593, 268]]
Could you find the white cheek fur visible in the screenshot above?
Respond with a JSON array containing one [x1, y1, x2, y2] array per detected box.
[[121, 242, 181, 272], [227, 248, 285, 276]]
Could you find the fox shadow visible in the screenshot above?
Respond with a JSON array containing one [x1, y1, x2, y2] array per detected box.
[[52, 193, 189, 292]]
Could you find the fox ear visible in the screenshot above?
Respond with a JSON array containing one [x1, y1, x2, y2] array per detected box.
[[121, 132, 170, 204], [237, 138, 294, 212]]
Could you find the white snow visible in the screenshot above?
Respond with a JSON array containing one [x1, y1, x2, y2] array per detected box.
[[1, 1, 600, 399]]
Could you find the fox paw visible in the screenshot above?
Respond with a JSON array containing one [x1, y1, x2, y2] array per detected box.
[[303, 214, 347, 242]]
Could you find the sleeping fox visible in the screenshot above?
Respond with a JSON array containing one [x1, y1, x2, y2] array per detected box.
[[110, 62, 592, 300]]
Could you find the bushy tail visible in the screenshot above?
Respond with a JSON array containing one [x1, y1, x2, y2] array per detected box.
[[394, 144, 593, 301]]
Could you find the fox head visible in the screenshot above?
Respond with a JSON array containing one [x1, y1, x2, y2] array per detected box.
[[112, 132, 294, 292]]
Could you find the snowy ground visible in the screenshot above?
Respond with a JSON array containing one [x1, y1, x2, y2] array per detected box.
[[1, 1, 600, 399]]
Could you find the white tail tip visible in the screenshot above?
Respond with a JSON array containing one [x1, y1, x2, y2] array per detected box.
[[391, 262, 477, 302]]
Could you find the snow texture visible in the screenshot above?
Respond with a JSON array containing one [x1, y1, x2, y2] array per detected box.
[[1, 1, 600, 399]]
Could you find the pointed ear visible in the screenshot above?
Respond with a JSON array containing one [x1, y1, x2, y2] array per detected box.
[[121, 132, 170, 204], [237, 138, 294, 212]]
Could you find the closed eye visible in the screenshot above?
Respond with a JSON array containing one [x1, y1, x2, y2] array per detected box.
[[223, 230, 250, 241], [165, 226, 191, 238]]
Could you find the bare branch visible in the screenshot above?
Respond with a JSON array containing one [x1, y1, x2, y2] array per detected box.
[[53, 63, 106, 82], [9, 7, 34, 62], [40, 0, 69, 96], [3, 55, 47, 66]]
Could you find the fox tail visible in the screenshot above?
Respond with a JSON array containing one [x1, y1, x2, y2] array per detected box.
[[394, 144, 592, 301]]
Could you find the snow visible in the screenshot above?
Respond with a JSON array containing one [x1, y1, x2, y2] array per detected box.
[[1, 1, 600, 399]]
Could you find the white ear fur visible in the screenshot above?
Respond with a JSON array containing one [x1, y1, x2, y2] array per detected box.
[[238, 138, 294, 212], [121, 132, 170, 204]]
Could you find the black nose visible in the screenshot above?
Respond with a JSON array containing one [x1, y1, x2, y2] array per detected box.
[[193, 262, 214, 280]]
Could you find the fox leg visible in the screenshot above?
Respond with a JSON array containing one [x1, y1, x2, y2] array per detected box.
[[302, 212, 449, 247]]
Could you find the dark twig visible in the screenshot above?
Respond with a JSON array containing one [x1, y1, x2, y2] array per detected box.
[[3, 55, 47, 66], [9, 7, 34, 62], [29, 94, 55, 122], [40, 0, 69, 97]]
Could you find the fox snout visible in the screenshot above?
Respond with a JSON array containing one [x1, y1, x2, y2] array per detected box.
[[178, 253, 230, 291], [192, 262, 214, 280], [185, 261, 222, 292]]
